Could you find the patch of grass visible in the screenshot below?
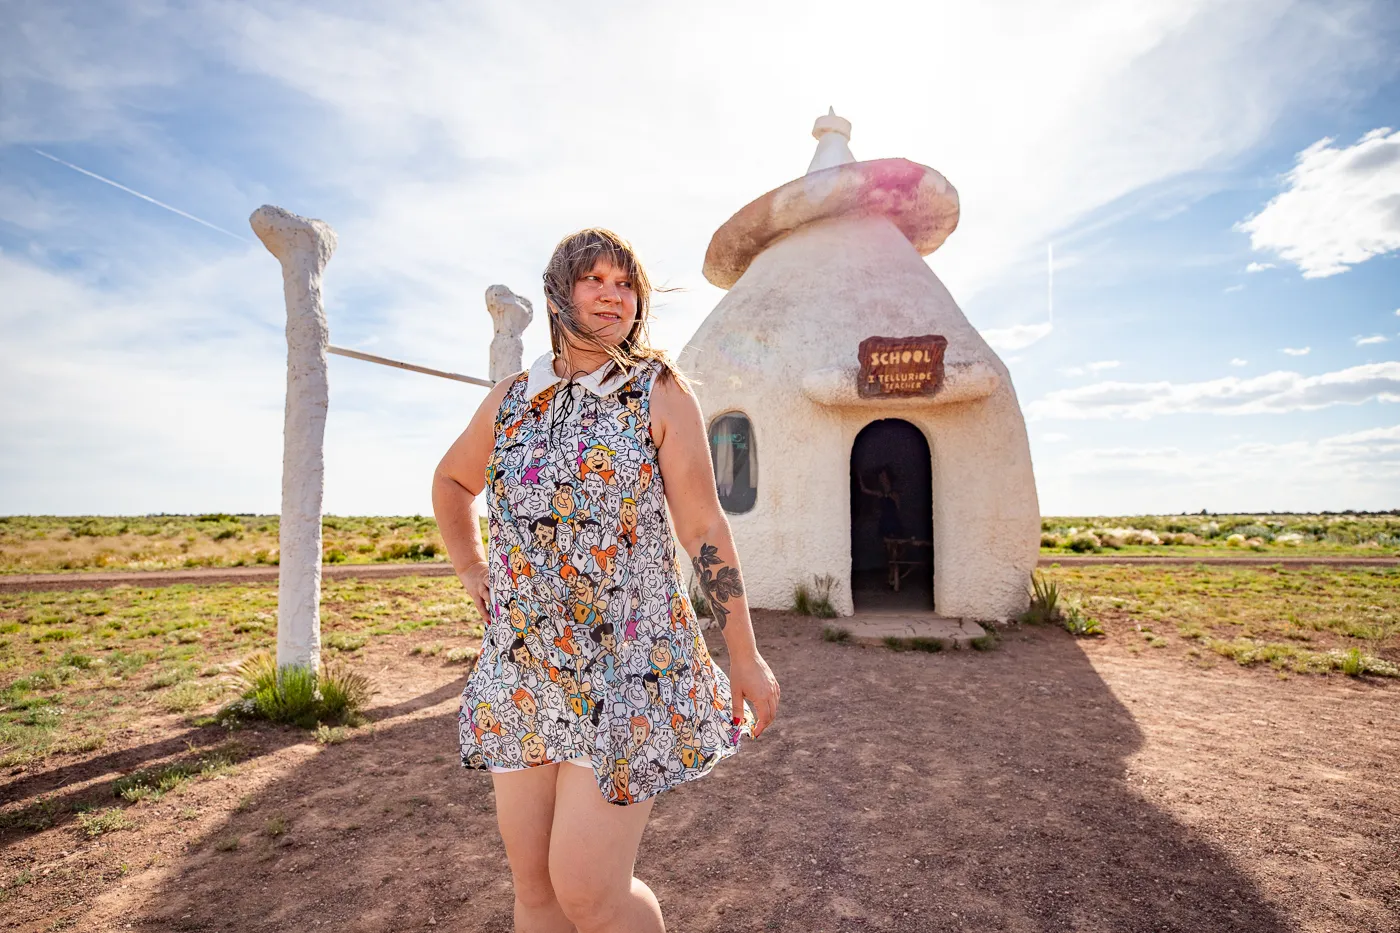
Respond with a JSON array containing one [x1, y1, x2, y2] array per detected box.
[[324, 632, 367, 652], [113, 746, 240, 802], [0, 797, 65, 833], [0, 514, 455, 574], [159, 680, 226, 714], [0, 576, 479, 760], [409, 642, 443, 657], [33, 628, 79, 643], [314, 724, 350, 745], [146, 664, 196, 690], [1175, 622, 1208, 641], [970, 629, 1001, 651], [1063, 603, 1104, 637], [214, 836, 240, 852], [1205, 637, 1399, 677], [444, 645, 480, 664], [821, 625, 851, 643], [263, 815, 288, 838], [1039, 512, 1400, 557], [793, 574, 838, 618], [1040, 564, 1399, 677], [76, 807, 131, 838], [907, 636, 946, 653]]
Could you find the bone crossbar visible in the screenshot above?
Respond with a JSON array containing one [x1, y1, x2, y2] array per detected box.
[[327, 345, 494, 388]]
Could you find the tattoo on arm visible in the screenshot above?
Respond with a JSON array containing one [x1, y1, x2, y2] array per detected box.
[[692, 542, 743, 630]]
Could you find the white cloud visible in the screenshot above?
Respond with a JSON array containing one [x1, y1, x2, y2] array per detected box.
[[1237, 127, 1400, 278], [1224, 283, 1245, 293], [1041, 432, 1070, 442], [983, 322, 1054, 352], [1281, 346, 1311, 356], [1245, 261, 1275, 272], [1230, 358, 1248, 366], [1355, 334, 1389, 346], [1026, 362, 1400, 420], [1038, 424, 1400, 512], [1061, 360, 1122, 377]]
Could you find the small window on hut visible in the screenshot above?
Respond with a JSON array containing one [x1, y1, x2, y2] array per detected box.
[[709, 413, 757, 514]]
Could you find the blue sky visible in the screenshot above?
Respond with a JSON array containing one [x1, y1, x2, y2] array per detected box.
[[2, 0, 1398, 516]]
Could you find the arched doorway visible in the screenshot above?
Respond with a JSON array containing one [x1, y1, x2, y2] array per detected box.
[[850, 419, 933, 611]]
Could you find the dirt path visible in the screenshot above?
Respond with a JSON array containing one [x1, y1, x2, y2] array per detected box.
[[3, 612, 1396, 932], [3, 555, 1395, 594]]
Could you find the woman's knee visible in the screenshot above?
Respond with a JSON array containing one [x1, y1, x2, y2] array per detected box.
[[510, 862, 559, 910], [549, 868, 630, 929]]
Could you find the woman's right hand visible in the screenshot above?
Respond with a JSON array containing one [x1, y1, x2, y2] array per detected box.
[[458, 562, 491, 623]]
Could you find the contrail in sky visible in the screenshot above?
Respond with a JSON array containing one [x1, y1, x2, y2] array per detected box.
[[31, 148, 250, 243]]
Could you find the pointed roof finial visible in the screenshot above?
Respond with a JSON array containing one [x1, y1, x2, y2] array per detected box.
[[807, 107, 855, 174]]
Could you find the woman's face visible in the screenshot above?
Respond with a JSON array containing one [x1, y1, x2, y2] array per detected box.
[[569, 258, 638, 347]]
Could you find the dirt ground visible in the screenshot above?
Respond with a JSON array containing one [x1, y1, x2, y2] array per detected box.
[[2, 610, 1397, 933]]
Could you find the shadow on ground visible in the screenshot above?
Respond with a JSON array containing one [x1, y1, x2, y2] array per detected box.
[[120, 616, 1289, 933]]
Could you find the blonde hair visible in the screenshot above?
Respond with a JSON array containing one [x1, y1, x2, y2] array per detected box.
[[542, 228, 683, 386]]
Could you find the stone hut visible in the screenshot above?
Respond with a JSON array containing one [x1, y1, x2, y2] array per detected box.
[[679, 110, 1040, 620]]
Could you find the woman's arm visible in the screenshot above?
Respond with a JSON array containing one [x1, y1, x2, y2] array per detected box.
[[431, 375, 517, 621], [651, 372, 780, 736]]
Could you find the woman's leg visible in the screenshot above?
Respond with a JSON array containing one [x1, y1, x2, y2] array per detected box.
[[491, 765, 576, 933], [548, 765, 664, 933]]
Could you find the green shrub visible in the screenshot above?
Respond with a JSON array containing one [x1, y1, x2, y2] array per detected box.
[[793, 574, 838, 618], [1062, 603, 1103, 636], [821, 625, 851, 643], [1066, 533, 1100, 553], [1019, 573, 1061, 625], [220, 652, 375, 729], [318, 661, 375, 724], [376, 541, 437, 562]]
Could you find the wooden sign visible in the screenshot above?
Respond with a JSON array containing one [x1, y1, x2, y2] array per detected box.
[[858, 335, 948, 397]]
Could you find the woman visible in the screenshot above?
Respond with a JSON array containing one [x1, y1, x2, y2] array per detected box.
[[432, 228, 780, 933]]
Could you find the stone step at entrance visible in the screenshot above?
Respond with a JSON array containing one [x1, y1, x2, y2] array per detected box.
[[836, 613, 988, 650]]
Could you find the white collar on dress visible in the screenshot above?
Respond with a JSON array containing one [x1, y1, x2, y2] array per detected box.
[[523, 352, 644, 401]]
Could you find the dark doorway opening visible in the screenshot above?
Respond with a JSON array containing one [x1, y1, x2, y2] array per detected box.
[[850, 419, 933, 611]]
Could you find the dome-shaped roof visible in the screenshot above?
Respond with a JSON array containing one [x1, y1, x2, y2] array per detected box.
[[703, 157, 960, 289]]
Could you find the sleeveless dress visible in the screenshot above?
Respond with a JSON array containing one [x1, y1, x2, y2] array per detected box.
[[457, 355, 754, 805]]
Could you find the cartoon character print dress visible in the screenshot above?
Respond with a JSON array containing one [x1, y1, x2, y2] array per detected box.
[[457, 356, 754, 805]]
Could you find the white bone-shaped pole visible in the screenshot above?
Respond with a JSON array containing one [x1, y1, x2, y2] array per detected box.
[[250, 204, 338, 672], [485, 284, 533, 382]]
